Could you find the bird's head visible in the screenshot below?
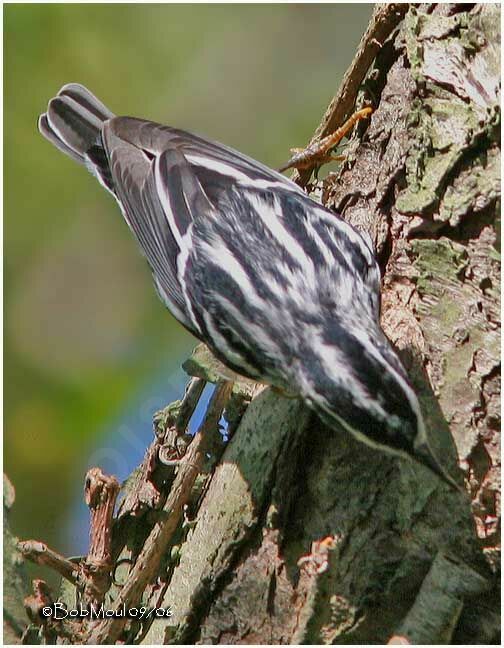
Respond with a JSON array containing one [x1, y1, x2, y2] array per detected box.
[[296, 319, 462, 492]]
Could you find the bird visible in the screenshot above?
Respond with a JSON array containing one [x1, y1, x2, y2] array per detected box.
[[38, 83, 461, 492]]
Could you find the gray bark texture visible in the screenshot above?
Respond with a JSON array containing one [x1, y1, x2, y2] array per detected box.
[[8, 3, 500, 645]]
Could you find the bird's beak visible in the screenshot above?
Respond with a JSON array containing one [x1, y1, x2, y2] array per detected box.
[[414, 441, 465, 495]]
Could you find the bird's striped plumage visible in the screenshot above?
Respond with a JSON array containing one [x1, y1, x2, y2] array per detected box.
[[38, 83, 461, 490]]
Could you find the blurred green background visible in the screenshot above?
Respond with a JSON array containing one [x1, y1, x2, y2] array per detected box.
[[4, 4, 372, 557]]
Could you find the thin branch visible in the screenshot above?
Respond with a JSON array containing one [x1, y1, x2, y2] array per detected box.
[[81, 468, 120, 606], [176, 376, 207, 433], [118, 376, 207, 517], [292, 2, 408, 186], [18, 541, 78, 585], [88, 380, 234, 644]]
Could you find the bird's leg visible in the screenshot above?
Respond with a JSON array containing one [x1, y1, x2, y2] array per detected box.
[[278, 106, 372, 173]]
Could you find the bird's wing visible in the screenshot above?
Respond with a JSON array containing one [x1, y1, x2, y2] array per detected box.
[[102, 123, 196, 332], [101, 117, 305, 339], [102, 117, 381, 379]]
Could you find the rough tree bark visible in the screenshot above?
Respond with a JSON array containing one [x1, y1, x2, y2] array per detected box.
[[10, 3, 500, 645]]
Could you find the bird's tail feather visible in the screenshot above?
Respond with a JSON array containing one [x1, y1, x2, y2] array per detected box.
[[38, 83, 115, 192]]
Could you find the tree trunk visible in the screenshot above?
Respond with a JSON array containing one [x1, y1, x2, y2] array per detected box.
[[12, 3, 500, 644], [151, 4, 499, 644]]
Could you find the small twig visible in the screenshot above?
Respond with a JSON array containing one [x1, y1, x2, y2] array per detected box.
[[88, 380, 234, 644], [176, 376, 207, 433], [18, 540, 78, 584], [81, 468, 120, 606], [291, 3, 409, 186], [278, 107, 372, 173], [118, 377, 207, 517]]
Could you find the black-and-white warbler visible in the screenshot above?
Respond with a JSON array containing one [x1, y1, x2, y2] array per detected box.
[[39, 84, 460, 491]]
